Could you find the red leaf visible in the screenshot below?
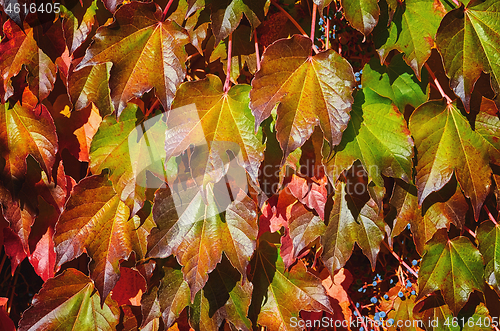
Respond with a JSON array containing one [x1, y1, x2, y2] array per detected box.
[[28, 226, 56, 281], [287, 174, 328, 220], [111, 267, 146, 306]]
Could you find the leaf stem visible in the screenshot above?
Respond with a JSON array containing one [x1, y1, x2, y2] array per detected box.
[[464, 225, 476, 238], [310, 3, 317, 44], [254, 29, 261, 72], [383, 241, 419, 278], [424, 63, 453, 104], [271, 0, 319, 54], [224, 33, 233, 93], [161, 0, 175, 21], [452, 0, 460, 7], [484, 205, 499, 225], [145, 98, 160, 117], [325, 5, 330, 49]]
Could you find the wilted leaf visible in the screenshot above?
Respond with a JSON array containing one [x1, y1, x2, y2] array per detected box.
[[167, 75, 264, 186], [54, 173, 137, 304], [0, 102, 57, 181], [374, 0, 446, 79], [189, 256, 252, 331], [409, 100, 491, 220], [18, 269, 119, 331], [248, 240, 332, 331], [417, 230, 484, 315], [326, 88, 413, 188], [250, 35, 355, 161], [361, 54, 429, 111], [147, 185, 258, 301], [341, 0, 380, 37], [77, 1, 189, 115], [0, 20, 57, 101], [436, 0, 500, 111], [322, 181, 385, 275]]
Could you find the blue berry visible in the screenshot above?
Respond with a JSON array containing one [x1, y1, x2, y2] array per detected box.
[[412, 260, 418, 266], [372, 281, 377, 286], [411, 290, 416, 296], [398, 291, 404, 298], [379, 311, 386, 318], [389, 279, 394, 284], [406, 280, 412, 288], [407, 224, 411, 230], [356, 302, 360, 308], [360, 327, 364, 331], [358, 287, 363, 292], [354, 311, 358, 316], [383, 294, 389, 300], [363, 288, 367, 293], [370, 297, 378, 304], [388, 319, 394, 325], [374, 312, 379, 319]]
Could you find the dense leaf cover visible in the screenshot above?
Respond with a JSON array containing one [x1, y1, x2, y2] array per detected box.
[[0, 0, 499, 330]]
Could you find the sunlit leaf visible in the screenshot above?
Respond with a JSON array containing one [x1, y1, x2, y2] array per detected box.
[[341, 0, 380, 37], [477, 220, 500, 296], [60, 0, 99, 55], [476, 97, 500, 165]]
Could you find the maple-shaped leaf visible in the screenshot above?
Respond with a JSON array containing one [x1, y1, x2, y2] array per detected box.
[[18, 268, 119, 331], [0, 20, 57, 102], [413, 295, 456, 330], [390, 180, 467, 255], [210, 0, 266, 44], [250, 35, 356, 161], [409, 100, 491, 220], [68, 62, 114, 116], [76, 1, 189, 115], [60, 0, 99, 55], [169, 0, 209, 54], [361, 54, 429, 111], [313, 0, 334, 13], [387, 295, 417, 331], [322, 180, 385, 275], [436, 0, 500, 111], [0, 102, 57, 181], [341, 0, 380, 37], [326, 88, 413, 188], [477, 220, 500, 296], [189, 256, 253, 331], [167, 75, 264, 186], [374, 0, 446, 79], [476, 97, 500, 165], [111, 266, 146, 306], [287, 174, 327, 220], [54, 173, 137, 304], [417, 230, 484, 315], [147, 185, 258, 301], [90, 103, 173, 214], [462, 303, 493, 331]]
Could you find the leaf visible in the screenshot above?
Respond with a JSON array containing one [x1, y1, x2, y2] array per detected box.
[[287, 174, 328, 220], [387, 295, 417, 331], [210, 0, 267, 44], [313, 0, 334, 13], [325, 88, 414, 188], [73, 103, 103, 162], [54, 173, 136, 304], [322, 181, 385, 275], [76, 1, 190, 115], [462, 303, 492, 331], [189, 256, 252, 331], [413, 295, 457, 330], [477, 220, 500, 296], [436, 0, 500, 111], [0, 102, 58, 181], [374, 0, 446, 79], [417, 230, 484, 315], [167, 75, 264, 186], [68, 61, 114, 116], [60, 0, 99, 55], [156, 266, 191, 329], [409, 100, 491, 220], [361, 54, 429, 111], [287, 202, 326, 261], [111, 267, 146, 306], [0, 20, 57, 102], [476, 97, 500, 165], [18, 268, 120, 331], [340, 0, 380, 37], [248, 240, 332, 331], [250, 35, 356, 161], [90, 103, 171, 214], [169, 0, 209, 54], [147, 185, 258, 301]]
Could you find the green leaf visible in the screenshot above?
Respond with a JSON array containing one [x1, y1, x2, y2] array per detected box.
[[413, 295, 458, 331], [476, 97, 500, 165], [341, 0, 380, 37], [322, 181, 385, 275], [361, 54, 429, 111], [250, 35, 356, 161], [147, 185, 258, 301], [409, 100, 491, 220], [157, 266, 191, 329], [54, 173, 137, 304], [18, 268, 119, 331], [210, 0, 267, 44], [462, 303, 493, 331], [0, 21, 57, 102], [0, 102, 58, 181], [387, 295, 418, 331], [374, 0, 446, 79], [189, 256, 252, 331], [68, 62, 114, 116], [248, 240, 331, 331], [436, 0, 500, 111], [76, 1, 189, 115], [325, 88, 414, 188], [167, 75, 264, 186], [90, 103, 173, 214], [477, 221, 500, 296], [313, 0, 334, 13], [417, 230, 484, 315]]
